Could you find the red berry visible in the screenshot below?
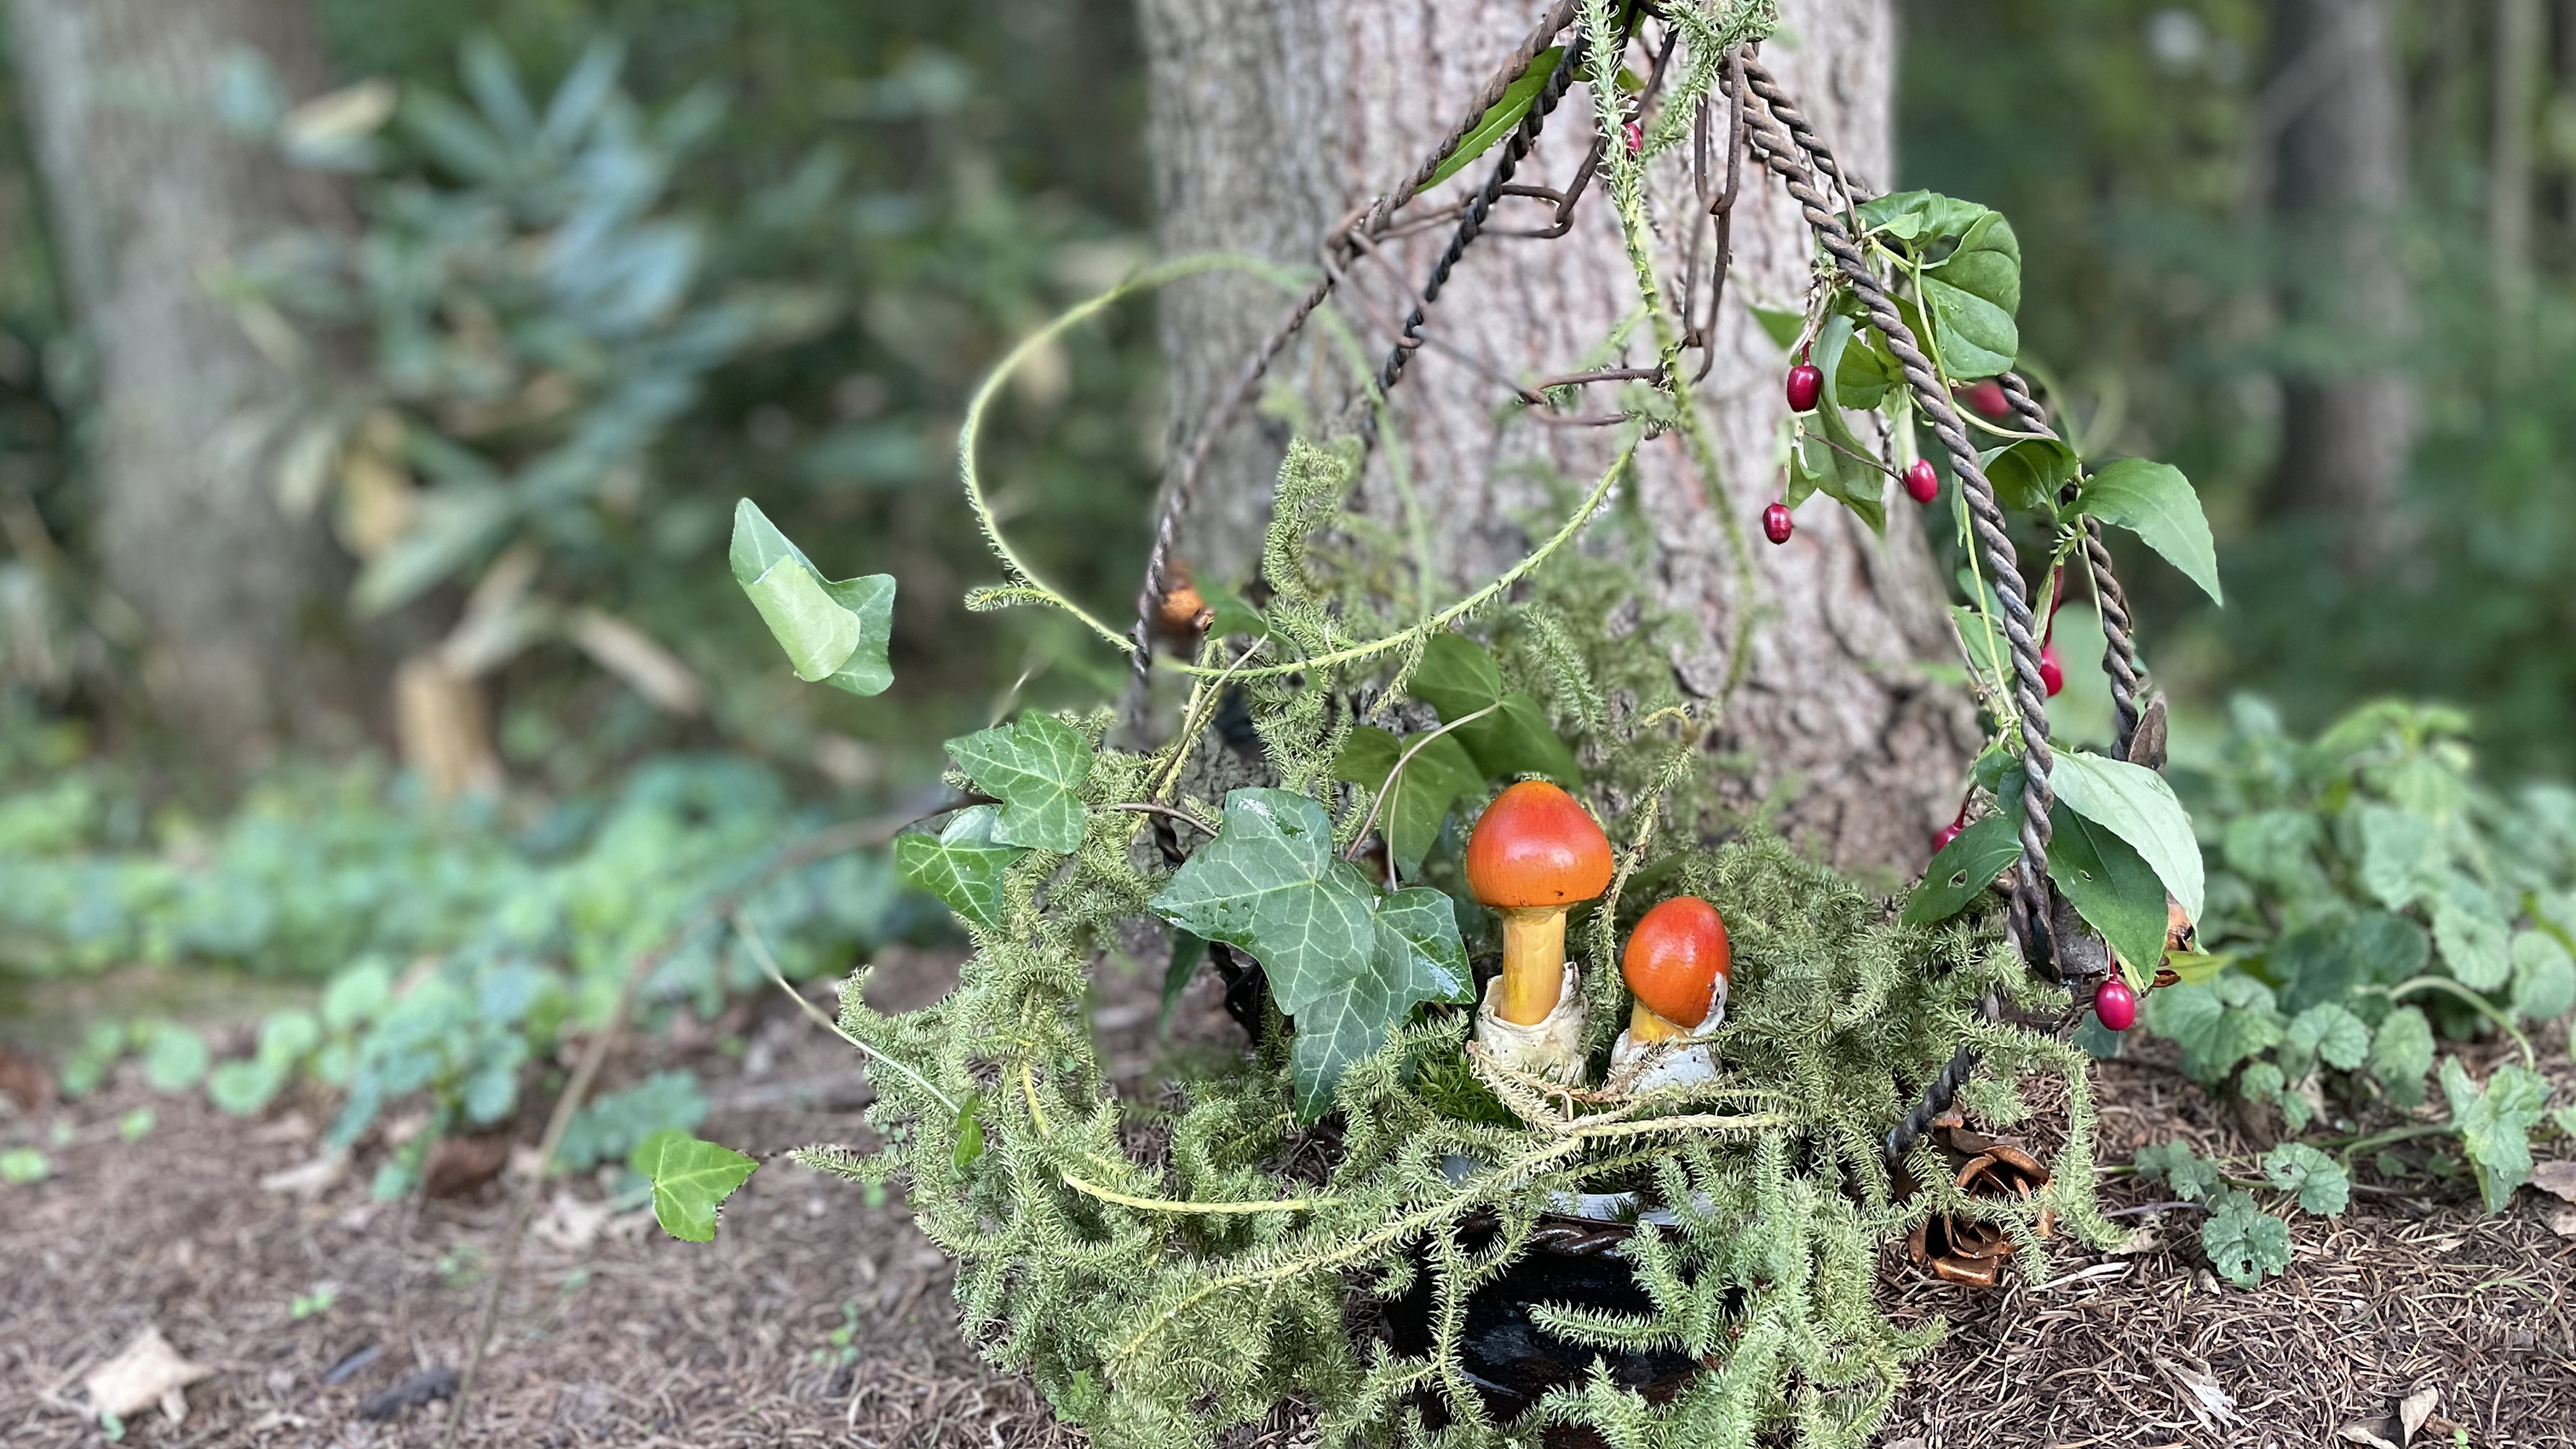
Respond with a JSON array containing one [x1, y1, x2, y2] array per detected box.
[[1622, 120, 1643, 154], [1903, 457, 1940, 504], [1785, 363, 1823, 413], [2038, 641, 2064, 698], [1762, 502, 1793, 545], [2095, 977, 2136, 1032], [1958, 379, 2011, 420]]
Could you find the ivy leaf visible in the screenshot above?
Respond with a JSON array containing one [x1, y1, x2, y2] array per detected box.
[[1900, 814, 2019, 927], [1286, 887, 1472, 1120], [631, 1130, 758, 1243], [1830, 318, 1902, 411], [946, 713, 1093, 853], [1331, 726, 1482, 877], [1802, 314, 1890, 535], [2073, 459, 2222, 606], [894, 805, 1025, 931], [1148, 790, 1471, 1118], [2510, 929, 2576, 1021], [2285, 1002, 2372, 1072], [2050, 750, 2204, 923], [1407, 635, 1578, 785], [728, 498, 895, 696], [2261, 1142, 2350, 1216], [2369, 1006, 2435, 1107], [2134, 1139, 2222, 1203], [2443, 1058, 2549, 1213], [2045, 802, 2172, 975], [2199, 1190, 2292, 1286], [1424, 47, 1561, 187], [2139, 971, 2282, 1084], [2241, 1060, 2309, 1130]]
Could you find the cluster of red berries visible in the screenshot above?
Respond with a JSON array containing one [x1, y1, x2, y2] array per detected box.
[[1766, 359, 1946, 546]]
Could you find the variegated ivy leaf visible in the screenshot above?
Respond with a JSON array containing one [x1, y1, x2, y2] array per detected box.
[[631, 1129, 758, 1243], [728, 498, 894, 695], [945, 713, 1093, 853], [894, 805, 1023, 931], [1148, 789, 1472, 1119]]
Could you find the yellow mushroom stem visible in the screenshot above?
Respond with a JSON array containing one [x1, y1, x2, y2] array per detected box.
[[1627, 999, 1692, 1044], [1495, 906, 1571, 1026]]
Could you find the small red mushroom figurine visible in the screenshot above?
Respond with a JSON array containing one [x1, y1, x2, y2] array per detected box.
[[1465, 780, 1614, 1029], [1622, 895, 1732, 1043]]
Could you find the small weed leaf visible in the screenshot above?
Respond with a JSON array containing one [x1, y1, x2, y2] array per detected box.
[[0, 1147, 49, 1184], [895, 805, 1024, 930], [1901, 814, 2018, 927], [2510, 929, 2576, 1020], [2369, 1007, 2435, 1106], [2139, 971, 2282, 1084], [728, 498, 895, 696], [2431, 900, 2512, 992], [2442, 1058, 2548, 1213], [2200, 1190, 2291, 1286], [632, 1130, 758, 1243], [562, 1071, 709, 1173], [2260, 1142, 2350, 1216], [2284, 1002, 2372, 1073], [2134, 1139, 2222, 1202], [2073, 459, 2222, 605], [945, 713, 1093, 854]]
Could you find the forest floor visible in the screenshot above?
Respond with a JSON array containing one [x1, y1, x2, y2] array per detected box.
[[3, 945, 2573, 1449]]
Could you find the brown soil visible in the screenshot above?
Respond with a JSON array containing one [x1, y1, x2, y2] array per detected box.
[[3, 951, 2573, 1448]]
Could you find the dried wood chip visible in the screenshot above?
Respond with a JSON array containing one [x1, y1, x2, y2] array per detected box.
[[2529, 1159, 2576, 1204], [83, 1325, 210, 1424], [2397, 1385, 2439, 1444]]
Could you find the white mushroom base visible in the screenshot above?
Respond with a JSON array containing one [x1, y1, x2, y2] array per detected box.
[[1472, 964, 1586, 1082]]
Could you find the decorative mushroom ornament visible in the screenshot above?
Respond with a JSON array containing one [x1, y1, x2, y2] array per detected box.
[[1463, 779, 1613, 1080], [1609, 894, 1731, 1090]]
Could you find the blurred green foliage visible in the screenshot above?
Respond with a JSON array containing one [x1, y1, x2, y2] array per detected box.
[[1902, 0, 2576, 773], [2136, 696, 2576, 1208]]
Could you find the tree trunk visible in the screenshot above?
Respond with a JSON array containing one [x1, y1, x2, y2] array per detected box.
[[9, 0, 356, 765], [1137, 0, 1974, 876], [2262, 0, 2414, 532]]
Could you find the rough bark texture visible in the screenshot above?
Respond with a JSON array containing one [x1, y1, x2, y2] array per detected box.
[[2263, 0, 2414, 531], [9, 0, 357, 764], [1138, 0, 1974, 877]]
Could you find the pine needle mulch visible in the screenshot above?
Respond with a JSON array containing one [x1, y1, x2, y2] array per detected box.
[[3, 955, 2572, 1449]]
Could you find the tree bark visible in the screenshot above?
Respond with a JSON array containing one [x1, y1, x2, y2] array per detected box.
[[1136, 0, 1975, 877], [2261, 0, 2414, 532], [9, 0, 356, 764]]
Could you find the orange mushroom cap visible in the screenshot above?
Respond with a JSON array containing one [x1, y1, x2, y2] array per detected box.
[[1622, 895, 1731, 1029], [1463, 780, 1613, 910]]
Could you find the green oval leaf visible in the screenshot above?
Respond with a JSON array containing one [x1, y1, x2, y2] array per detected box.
[[1423, 48, 1561, 188], [2074, 459, 2222, 606], [1900, 814, 2019, 927], [2050, 750, 2204, 923]]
